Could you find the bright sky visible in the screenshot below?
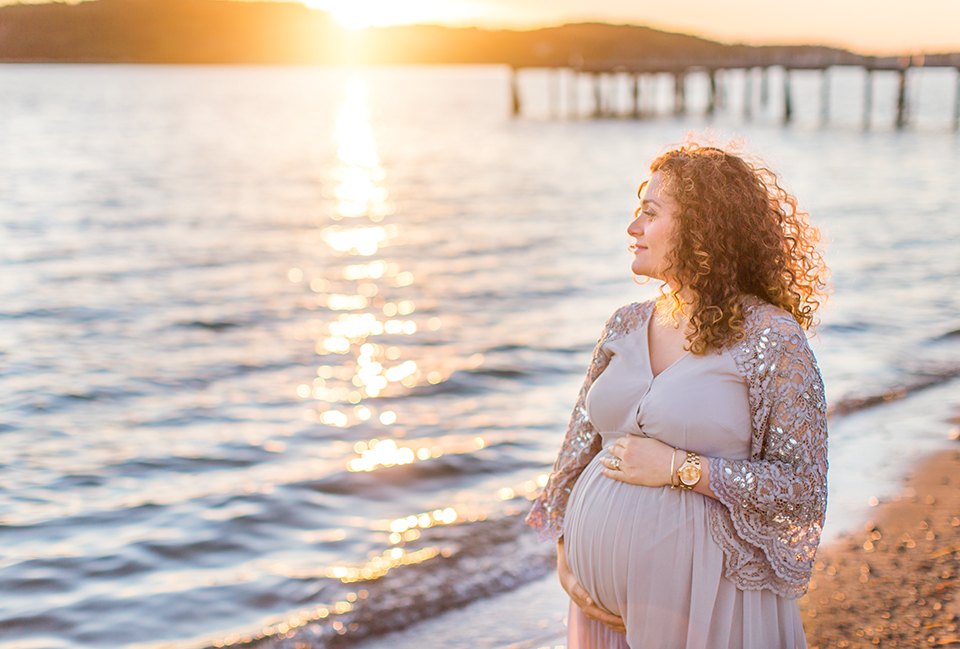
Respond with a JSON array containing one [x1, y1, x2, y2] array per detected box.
[[302, 0, 960, 55]]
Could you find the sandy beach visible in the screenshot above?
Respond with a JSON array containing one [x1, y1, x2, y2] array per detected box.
[[801, 443, 960, 648]]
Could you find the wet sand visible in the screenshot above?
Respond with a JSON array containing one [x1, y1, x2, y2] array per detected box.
[[802, 447, 960, 648]]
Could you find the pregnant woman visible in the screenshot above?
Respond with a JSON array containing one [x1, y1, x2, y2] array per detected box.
[[527, 142, 829, 649]]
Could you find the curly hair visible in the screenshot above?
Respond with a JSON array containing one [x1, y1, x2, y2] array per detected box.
[[646, 140, 829, 355]]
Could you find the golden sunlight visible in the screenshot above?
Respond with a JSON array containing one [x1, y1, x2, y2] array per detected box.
[[303, 0, 486, 29]]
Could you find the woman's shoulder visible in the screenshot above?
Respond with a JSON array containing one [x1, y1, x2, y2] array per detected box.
[[601, 300, 655, 341], [738, 296, 820, 372], [609, 299, 656, 322], [740, 295, 806, 339]]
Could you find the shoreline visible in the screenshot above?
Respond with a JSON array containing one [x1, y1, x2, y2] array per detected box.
[[801, 445, 960, 648]]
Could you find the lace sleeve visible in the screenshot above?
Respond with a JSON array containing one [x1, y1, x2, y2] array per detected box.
[[709, 312, 828, 596], [525, 303, 643, 543]]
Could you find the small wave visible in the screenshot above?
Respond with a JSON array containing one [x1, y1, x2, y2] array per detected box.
[[13, 386, 145, 413], [304, 451, 537, 497], [181, 321, 243, 331], [479, 342, 585, 355], [203, 512, 554, 649], [482, 343, 529, 353], [0, 611, 74, 637], [0, 306, 119, 322], [50, 473, 108, 489], [405, 376, 488, 397], [935, 327, 960, 340], [820, 321, 875, 334], [830, 365, 960, 418], [60, 386, 141, 402], [137, 536, 249, 562], [112, 453, 260, 476], [464, 367, 531, 379]]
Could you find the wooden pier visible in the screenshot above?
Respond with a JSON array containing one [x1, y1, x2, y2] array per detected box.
[[510, 52, 960, 130]]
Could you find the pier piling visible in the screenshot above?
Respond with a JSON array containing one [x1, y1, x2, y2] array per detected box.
[[632, 73, 640, 118], [863, 69, 873, 130], [647, 75, 656, 115], [716, 70, 725, 109], [706, 70, 717, 115], [548, 68, 559, 118], [783, 69, 793, 124], [896, 67, 909, 129], [954, 68, 960, 131], [743, 68, 752, 120], [610, 73, 619, 117], [820, 68, 830, 125], [760, 67, 769, 108], [510, 68, 521, 116], [592, 73, 602, 118], [674, 72, 686, 115]]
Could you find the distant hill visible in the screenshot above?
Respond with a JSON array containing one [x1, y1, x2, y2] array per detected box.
[[0, 0, 882, 66], [0, 0, 333, 63]]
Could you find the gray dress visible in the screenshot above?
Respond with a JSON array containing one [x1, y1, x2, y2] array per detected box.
[[562, 316, 808, 649]]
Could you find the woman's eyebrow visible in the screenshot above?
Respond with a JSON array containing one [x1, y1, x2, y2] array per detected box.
[[636, 180, 649, 199]]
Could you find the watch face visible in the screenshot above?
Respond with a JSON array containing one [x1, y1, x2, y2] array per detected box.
[[679, 465, 700, 485]]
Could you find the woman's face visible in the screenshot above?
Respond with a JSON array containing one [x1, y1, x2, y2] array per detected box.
[[627, 171, 679, 281]]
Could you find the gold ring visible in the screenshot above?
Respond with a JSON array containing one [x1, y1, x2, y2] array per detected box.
[[610, 456, 622, 471]]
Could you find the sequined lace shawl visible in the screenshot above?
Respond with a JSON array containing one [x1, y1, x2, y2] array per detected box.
[[525, 298, 828, 599]]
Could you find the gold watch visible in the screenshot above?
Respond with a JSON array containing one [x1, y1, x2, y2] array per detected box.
[[677, 452, 702, 490]]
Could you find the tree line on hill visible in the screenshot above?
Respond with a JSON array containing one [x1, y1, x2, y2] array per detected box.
[[0, 0, 874, 67]]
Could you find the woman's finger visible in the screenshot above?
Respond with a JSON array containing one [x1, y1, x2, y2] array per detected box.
[[583, 604, 625, 629], [569, 580, 596, 606], [601, 467, 628, 482], [601, 618, 627, 634]]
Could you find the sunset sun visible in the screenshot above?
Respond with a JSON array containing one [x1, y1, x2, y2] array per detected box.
[[303, 0, 486, 29]]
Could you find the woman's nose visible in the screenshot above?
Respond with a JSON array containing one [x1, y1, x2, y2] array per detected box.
[[627, 217, 643, 236]]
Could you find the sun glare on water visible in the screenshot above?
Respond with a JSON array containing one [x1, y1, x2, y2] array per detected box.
[[302, 0, 485, 29]]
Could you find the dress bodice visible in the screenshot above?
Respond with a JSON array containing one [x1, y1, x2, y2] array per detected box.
[[584, 317, 752, 461]]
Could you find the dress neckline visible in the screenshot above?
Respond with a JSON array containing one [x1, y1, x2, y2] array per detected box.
[[643, 310, 691, 380]]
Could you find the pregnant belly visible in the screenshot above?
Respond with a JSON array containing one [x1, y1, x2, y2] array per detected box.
[[562, 452, 712, 618]]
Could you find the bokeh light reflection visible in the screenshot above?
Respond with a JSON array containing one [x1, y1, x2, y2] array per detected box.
[[326, 546, 441, 583], [293, 79, 447, 421]]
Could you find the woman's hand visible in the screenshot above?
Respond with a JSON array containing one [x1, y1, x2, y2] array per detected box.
[[600, 435, 676, 487], [601, 437, 717, 498], [557, 538, 626, 634]]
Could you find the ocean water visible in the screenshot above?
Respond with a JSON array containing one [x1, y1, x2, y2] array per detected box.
[[1, 63, 960, 649]]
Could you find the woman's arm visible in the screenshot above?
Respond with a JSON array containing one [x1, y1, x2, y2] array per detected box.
[[706, 326, 828, 590], [526, 304, 642, 542]]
